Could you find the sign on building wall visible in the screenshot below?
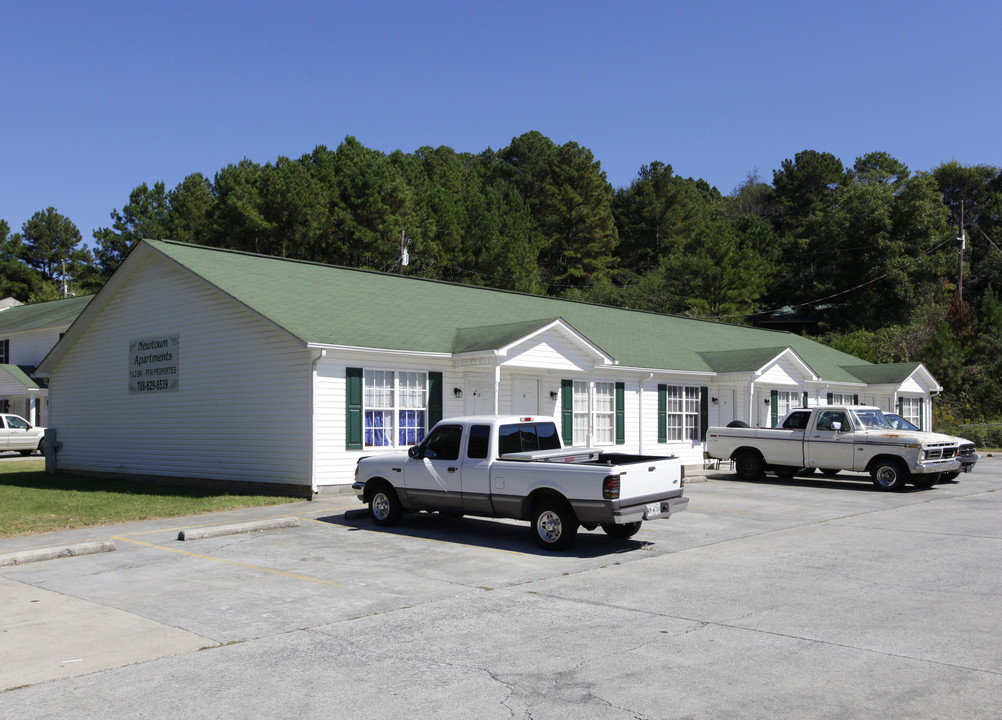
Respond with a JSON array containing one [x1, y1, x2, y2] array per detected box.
[[129, 334, 179, 394]]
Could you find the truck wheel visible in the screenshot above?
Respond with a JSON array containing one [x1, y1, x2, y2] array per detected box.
[[531, 499, 578, 551], [368, 483, 403, 526], [601, 521, 642, 539], [870, 459, 909, 491], [734, 451, 764, 481], [911, 473, 940, 489]]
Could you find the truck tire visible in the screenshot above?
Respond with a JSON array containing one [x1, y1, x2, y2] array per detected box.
[[368, 482, 404, 526], [531, 499, 578, 551], [911, 473, 940, 489], [601, 521, 642, 539], [734, 450, 765, 481], [870, 459, 909, 491]]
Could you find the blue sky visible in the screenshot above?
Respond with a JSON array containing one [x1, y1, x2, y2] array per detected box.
[[3, 0, 999, 247]]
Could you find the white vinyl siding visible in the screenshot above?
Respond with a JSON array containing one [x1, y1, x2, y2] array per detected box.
[[46, 256, 311, 486]]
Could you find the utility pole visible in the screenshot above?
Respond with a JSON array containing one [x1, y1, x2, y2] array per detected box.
[[957, 201, 966, 302]]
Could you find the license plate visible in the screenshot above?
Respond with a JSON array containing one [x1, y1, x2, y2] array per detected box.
[[644, 502, 662, 520]]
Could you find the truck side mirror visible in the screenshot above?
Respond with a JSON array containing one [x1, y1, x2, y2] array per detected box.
[[831, 421, 842, 432], [408, 446, 424, 459]]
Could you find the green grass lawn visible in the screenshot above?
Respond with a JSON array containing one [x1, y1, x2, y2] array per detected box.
[[0, 460, 301, 538]]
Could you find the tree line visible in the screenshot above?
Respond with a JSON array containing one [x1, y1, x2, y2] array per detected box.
[[3, 132, 1001, 425]]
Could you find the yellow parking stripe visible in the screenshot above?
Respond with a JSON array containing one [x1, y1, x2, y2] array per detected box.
[[111, 536, 343, 587]]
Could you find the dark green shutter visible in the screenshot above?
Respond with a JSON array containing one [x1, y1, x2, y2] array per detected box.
[[802, 391, 809, 408], [615, 382, 625, 445], [428, 371, 443, 428], [853, 394, 859, 405], [898, 397, 904, 416], [827, 393, 834, 405], [919, 397, 925, 430], [700, 386, 709, 441], [561, 379, 573, 444], [658, 384, 667, 443], [346, 367, 363, 450], [770, 390, 778, 427]]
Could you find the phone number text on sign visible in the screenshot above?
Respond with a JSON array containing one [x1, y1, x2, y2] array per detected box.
[[129, 334, 180, 394]]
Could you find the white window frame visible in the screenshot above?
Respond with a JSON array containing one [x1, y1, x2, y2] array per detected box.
[[572, 380, 619, 446], [593, 381, 615, 445], [666, 385, 700, 442], [900, 397, 921, 428], [363, 370, 428, 448], [774, 391, 801, 425], [830, 393, 854, 405]]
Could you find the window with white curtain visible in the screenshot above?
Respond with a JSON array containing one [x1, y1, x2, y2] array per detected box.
[[666, 385, 700, 442], [593, 382, 615, 445], [900, 397, 921, 428], [572, 380, 618, 446], [364, 370, 428, 447]]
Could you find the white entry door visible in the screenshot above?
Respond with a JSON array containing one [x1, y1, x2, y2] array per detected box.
[[511, 378, 539, 415]]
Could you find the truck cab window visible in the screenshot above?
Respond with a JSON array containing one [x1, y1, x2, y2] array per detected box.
[[535, 422, 561, 450], [782, 412, 810, 430], [467, 425, 490, 459], [498, 424, 521, 456], [423, 425, 462, 461], [816, 411, 848, 432]]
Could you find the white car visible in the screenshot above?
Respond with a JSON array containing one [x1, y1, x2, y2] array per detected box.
[[0, 414, 46, 456]]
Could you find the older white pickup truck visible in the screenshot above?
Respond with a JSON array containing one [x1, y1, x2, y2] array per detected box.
[[353, 415, 688, 550], [706, 406, 966, 491]]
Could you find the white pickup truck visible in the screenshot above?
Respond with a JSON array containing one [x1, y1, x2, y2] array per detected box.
[[705, 406, 967, 491], [352, 415, 688, 550]]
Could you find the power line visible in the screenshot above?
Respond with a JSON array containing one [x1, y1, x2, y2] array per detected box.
[[702, 233, 960, 322]]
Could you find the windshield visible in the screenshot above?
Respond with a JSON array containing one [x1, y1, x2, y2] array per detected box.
[[851, 409, 893, 429]]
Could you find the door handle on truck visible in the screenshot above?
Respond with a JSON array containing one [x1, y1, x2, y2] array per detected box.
[[448, 467, 458, 472]]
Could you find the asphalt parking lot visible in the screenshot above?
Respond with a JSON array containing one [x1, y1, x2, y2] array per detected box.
[[2, 458, 1001, 719]]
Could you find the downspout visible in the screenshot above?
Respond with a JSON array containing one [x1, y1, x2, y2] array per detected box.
[[493, 363, 501, 415], [640, 373, 653, 454], [309, 349, 326, 496], [588, 368, 596, 447]]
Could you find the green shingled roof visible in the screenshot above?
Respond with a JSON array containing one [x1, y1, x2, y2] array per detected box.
[[842, 363, 924, 385], [147, 239, 873, 381], [0, 295, 92, 332], [0, 364, 46, 389]]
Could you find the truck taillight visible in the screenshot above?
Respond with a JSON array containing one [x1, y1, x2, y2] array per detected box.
[[680, 466, 685, 487], [603, 474, 621, 499]]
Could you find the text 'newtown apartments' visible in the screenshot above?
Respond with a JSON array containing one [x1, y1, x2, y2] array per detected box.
[[34, 240, 942, 496]]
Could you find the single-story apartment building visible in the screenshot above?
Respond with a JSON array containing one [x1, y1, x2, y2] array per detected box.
[[35, 239, 942, 496], [0, 295, 91, 426]]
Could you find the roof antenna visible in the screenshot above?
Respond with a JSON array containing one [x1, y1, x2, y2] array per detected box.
[[399, 230, 410, 271]]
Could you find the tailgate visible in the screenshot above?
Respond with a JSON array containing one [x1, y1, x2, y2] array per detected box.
[[616, 458, 683, 499]]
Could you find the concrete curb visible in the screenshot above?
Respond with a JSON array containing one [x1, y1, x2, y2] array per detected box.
[[177, 517, 301, 541], [0, 539, 117, 567]]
